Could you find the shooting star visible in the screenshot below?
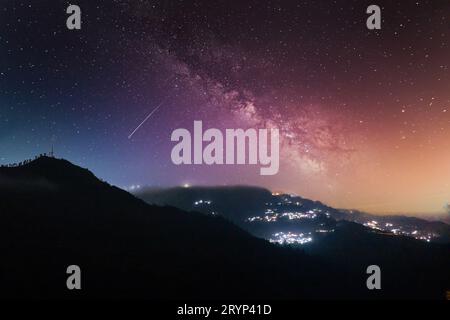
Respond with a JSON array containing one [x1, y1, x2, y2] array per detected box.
[[128, 99, 166, 139]]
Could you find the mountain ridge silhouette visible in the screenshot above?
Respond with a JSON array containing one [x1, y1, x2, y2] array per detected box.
[[0, 156, 353, 299], [0, 157, 448, 299]]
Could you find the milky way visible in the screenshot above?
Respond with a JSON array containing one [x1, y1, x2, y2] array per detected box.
[[1, 0, 449, 214]]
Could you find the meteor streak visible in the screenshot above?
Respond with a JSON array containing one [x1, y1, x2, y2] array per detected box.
[[128, 99, 165, 139]]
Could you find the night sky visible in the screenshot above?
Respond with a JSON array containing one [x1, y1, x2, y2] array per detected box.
[[1, 0, 449, 214]]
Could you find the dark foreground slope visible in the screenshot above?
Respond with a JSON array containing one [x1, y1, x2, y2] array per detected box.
[[305, 221, 450, 299], [0, 157, 356, 299]]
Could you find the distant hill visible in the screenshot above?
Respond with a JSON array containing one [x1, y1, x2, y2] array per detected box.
[[338, 209, 450, 243], [136, 185, 450, 299], [136, 185, 273, 222], [136, 186, 450, 243], [0, 157, 448, 299]]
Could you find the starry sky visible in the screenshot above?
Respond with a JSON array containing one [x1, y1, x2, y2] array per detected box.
[[1, 0, 449, 215]]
